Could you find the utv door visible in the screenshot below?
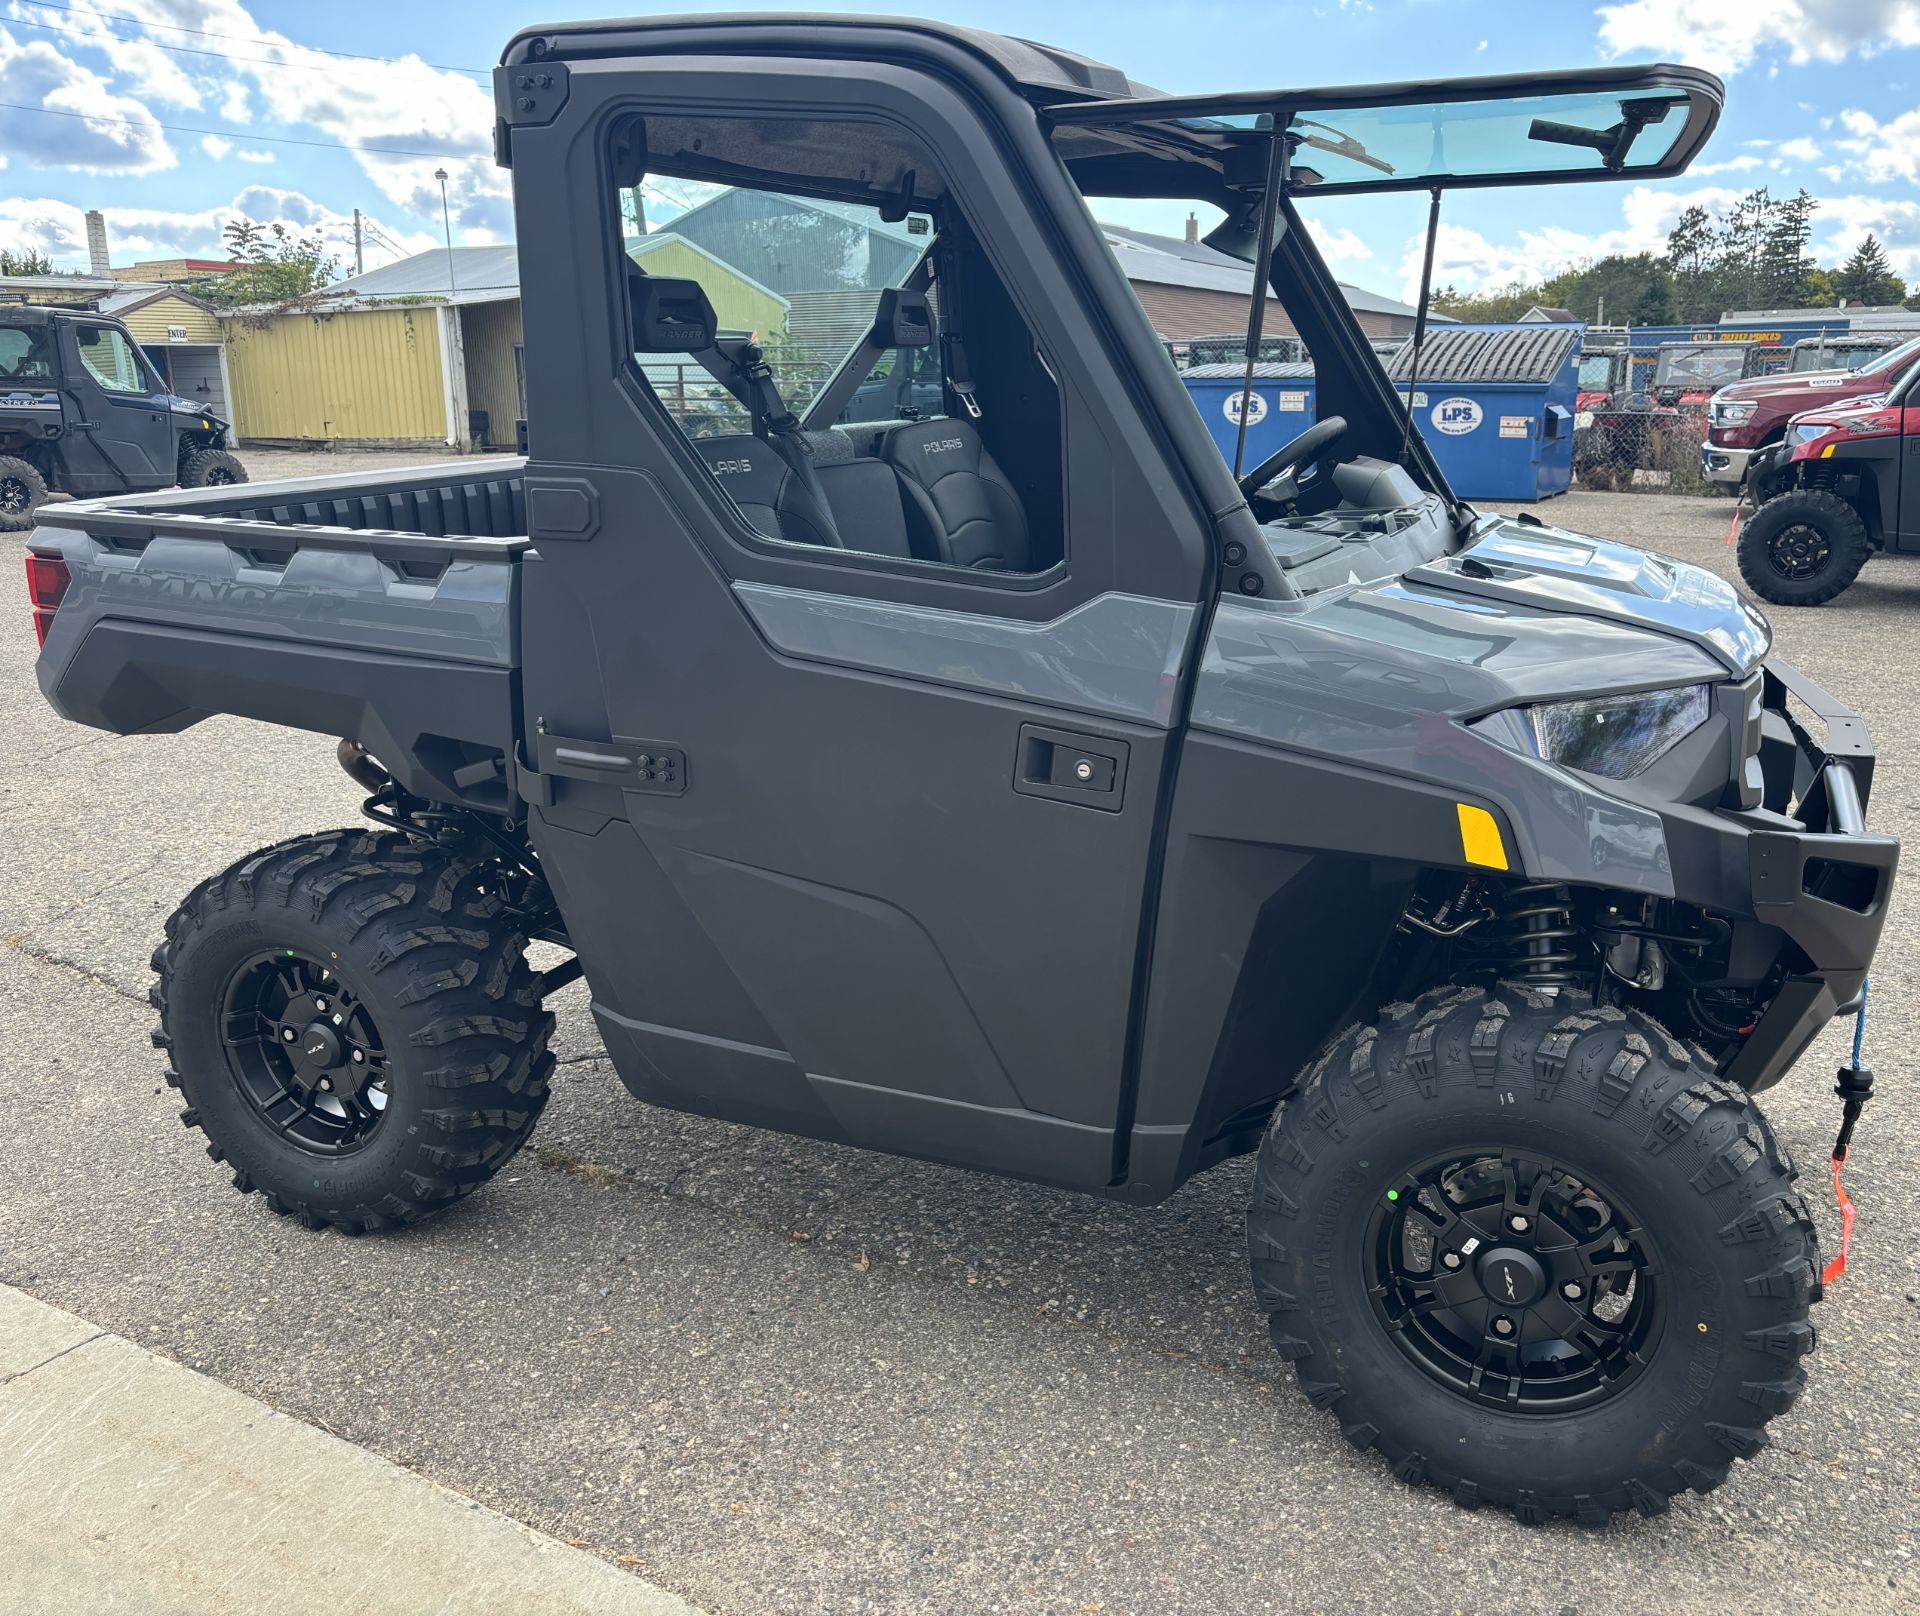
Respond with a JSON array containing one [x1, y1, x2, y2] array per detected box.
[[504, 48, 1221, 1188], [54, 320, 176, 494]]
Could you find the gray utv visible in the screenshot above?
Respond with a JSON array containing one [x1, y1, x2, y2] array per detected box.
[[0, 304, 244, 530], [28, 18, 1895, 1524]]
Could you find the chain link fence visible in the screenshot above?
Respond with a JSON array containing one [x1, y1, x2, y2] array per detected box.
[[1571, 405, 1723, 495]]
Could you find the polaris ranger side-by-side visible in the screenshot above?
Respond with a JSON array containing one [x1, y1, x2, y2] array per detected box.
[[1737, 370, 1920, 604], [0, 304, 245, 531], [27, 20, 1896, 1524]]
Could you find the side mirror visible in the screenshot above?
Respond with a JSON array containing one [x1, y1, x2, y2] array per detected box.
[[627, 273, 718, 353]]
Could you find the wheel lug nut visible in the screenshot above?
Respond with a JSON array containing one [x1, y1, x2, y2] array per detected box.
[[352, 1049, 365, 1064], [1508, 1215, 1530, 1233], [314, 997, 328, 1012], [1492, 1315, 1516, 1337], [282, 1026, 297, 1042], [1441, 1251, 1463, 1270], [1562, 1281, 1584, 1300], [318, 1077, 333, 1092]]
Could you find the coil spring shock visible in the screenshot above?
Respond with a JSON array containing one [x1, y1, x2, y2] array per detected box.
[[1499, 881, 1583, 986]]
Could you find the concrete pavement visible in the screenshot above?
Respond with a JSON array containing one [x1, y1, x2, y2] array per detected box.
[[0, 1286, 703, 1615]]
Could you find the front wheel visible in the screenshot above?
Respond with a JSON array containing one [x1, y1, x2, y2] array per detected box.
[[1736, 488, 1872, 606], [0, 453, 49, 531], [151, 830, 555, 1233], [1248, 984, 1819, 1523], [179, 446, 248, 488]]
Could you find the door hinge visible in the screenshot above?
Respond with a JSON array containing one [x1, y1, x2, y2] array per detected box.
[[516, 721, 685, 807]]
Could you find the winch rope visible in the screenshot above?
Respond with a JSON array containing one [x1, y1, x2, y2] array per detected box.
[[1822, 977, 1873, 1288]]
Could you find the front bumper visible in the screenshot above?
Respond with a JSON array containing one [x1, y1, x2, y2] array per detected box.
[[1659, 659, 1897, 1090], [1700, 440, 1756, 485]]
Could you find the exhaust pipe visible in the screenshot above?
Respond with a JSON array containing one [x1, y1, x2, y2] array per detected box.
[[337, 739, 392, 795]]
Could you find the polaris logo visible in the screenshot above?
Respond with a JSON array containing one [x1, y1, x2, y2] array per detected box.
[[922, 437, 965, 454], [709, 458, 753, 476]]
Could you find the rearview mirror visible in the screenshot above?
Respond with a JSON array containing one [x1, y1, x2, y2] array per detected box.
[[627, 273, 718, 353]]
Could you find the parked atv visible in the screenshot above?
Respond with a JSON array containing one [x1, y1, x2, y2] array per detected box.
[[28, 20, 1896, 1524], [1737, 373, 1920, 604], [0, 305, 243, 530]]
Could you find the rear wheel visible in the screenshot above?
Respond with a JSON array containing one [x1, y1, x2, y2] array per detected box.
[[151, 830, 554, 1233], [1736, 488, 1872, 606], [1248, 983, 1819, 1523], [0, 454, 48, 531], [179, 446, 247, 488]]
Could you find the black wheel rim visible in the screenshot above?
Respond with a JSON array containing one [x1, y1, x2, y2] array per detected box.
[[1767, 521, 1831, 580], [1365, 1149, 1664, 1413], [218, 949, 392, 1155], [206, 465, 237, 484], [0, 476, 31, 515]]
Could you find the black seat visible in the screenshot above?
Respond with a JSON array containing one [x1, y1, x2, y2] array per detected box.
[[880, 418, 1030, 571], [692, 434, 840, 549], [804, 430, 920, 561]]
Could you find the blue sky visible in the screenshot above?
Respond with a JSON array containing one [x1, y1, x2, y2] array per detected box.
[[4, 0, 1919, 302]]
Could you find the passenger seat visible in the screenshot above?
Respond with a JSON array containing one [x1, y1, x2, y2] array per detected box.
[[693, 434, 840, 548], [880, 418, 1031, 571]]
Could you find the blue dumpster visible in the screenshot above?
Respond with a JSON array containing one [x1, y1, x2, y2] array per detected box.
[[1381, 323, 1581, 500], [1181, 362, 1316, 473]]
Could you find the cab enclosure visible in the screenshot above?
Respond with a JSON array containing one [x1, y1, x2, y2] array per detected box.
[[0, 305, 239, 527]]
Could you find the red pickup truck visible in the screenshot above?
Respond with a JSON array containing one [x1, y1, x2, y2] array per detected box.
[[1702, 332, 1920, 486]]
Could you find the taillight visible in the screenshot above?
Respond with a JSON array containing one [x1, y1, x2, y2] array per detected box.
[[25, 552, 69, 647]]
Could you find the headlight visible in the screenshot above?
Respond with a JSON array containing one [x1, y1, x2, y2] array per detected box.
[[1790, 420, 1832, 445], [1523, 686, 1711, 779], [1710, 401, 1756, 426]]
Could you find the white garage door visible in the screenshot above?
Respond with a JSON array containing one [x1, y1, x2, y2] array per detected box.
[[147, 344, 229, 423]]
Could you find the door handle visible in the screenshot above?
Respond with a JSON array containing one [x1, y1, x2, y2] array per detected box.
[[1013, 723, 1128, 812]]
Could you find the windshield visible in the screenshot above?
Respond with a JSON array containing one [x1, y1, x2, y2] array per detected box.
[[1049, 66, 1722, 196], [1577, 353, 1619, 389], [1655, 346, 1748, 388], [1863, 334, 1920, 376]]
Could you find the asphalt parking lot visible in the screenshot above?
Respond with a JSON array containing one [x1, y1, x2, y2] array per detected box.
[[3, 467, 1917, 1615]]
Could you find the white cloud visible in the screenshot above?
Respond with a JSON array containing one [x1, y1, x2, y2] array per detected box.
[[2, 189, 436, 274], [99, 2, 512, 239], [234, 147, 273, 164], [1776, 137, 1823, 162], [1832, 106, 1920, 183], [1692, 154, 1765, 175], [1399, 181, 1920, 301], [1398, 183, 1748, 300], [1302, 217, 1373, 265], [11, 5, 203, 109], [0, 25, 174, 173], [200, 134, 232, 160], [1598, 0, 1920, 76]]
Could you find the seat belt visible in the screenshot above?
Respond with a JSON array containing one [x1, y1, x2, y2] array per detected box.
[[804, 260, 936, 429], [692, 337, 847, 548], [935, 249, 981, 421]]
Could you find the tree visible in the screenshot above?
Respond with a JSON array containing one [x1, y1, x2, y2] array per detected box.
[[1430, 280, 1546, 322], [1538, 253, 1677, 326], [1664, 204, 1720, 323], [0, 245, 52, 276], [1758, 189, 1818, 308], [1832, 235, 1906, 307], [187, 219, 339, 311]]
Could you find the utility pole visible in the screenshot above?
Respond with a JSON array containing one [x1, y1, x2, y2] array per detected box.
[[352, 208, 364, 277]]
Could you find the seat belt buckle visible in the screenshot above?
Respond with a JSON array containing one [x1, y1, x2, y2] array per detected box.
[[954, 383, 981, 420]]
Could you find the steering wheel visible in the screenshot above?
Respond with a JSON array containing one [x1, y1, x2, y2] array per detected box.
[[1236, 415, 1350, 497]]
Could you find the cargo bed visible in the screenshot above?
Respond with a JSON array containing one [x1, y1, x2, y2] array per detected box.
[[30, 459, 529, 810]]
